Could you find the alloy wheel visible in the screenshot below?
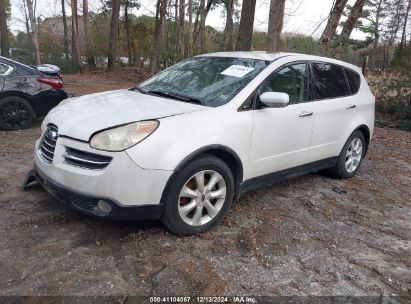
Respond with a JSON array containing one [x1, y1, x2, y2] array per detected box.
[[178, 170, 226, 226], [0, 100, 31, 129], [345, 138, 363, 173]]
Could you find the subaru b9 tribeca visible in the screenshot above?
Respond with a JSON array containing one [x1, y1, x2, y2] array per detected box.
[[28, 52, 375, 235]]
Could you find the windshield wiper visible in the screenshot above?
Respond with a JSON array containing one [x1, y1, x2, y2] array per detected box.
[[146, 90, 203, 105], [131, 86, 147, 94]]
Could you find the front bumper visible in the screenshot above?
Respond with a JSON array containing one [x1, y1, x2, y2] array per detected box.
[[32, 134, 173, 220], [27, 167, 163, 220]]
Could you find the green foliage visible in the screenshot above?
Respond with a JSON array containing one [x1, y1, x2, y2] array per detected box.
[[370, 78, 411, 131], [284, 35, 318, 54], [91, 11, 111, 56], [251, 32, 267, 50], [391, 46, 411, 77]]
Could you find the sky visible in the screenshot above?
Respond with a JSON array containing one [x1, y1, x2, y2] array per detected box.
[[9, 0, 366, 40]]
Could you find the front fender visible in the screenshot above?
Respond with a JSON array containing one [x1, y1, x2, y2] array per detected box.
[[125, 107, 254, 178]]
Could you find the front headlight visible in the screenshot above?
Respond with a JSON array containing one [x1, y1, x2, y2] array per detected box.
[[90, 120, 159, 151]]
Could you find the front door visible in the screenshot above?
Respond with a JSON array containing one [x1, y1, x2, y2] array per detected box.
[[248, 62, 314, 179]]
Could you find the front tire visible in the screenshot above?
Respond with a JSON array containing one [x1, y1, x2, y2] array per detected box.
[[161, 155, 234, 235], [329, 130, 366, 178], [0, 96, 35, 130]]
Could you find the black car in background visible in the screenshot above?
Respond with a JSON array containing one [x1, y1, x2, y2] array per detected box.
[[0, 56, 68, 130]]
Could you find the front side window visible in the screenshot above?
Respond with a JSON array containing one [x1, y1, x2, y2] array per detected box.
[[259, 63, 309, 104], [312, 62, 350, 99], [139, 57, 270, 107]]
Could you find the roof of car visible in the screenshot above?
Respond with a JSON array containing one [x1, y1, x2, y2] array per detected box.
[[197, 51, 362, 72], [198, 51, 291, 61]]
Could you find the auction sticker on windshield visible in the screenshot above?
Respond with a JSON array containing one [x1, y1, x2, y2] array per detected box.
[[220, 65, 254, 78]]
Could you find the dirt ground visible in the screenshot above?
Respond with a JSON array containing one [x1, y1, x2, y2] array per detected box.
[[0, 73, 410, 298]]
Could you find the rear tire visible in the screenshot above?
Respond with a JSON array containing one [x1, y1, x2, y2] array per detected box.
[[0, 96, 35, 130], [161, 155, 234, 235], [329, 130, 366, 179]]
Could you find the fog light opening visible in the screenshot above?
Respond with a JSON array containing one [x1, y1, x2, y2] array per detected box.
[[97, 200, 112, 213]]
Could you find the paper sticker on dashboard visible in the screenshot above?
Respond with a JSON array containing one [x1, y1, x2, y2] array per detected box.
[[221, 65, 254, 77]]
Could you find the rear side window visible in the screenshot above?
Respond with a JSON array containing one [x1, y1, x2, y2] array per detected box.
[[312, 62, 350, 99], [344, 68, 361, 94]]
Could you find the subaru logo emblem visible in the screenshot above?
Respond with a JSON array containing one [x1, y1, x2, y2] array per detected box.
[[47, 129, 57, 140]]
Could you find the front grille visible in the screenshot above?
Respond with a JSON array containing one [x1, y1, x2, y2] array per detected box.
[[64, 147, 112, 170], [39, 125, 58, 163]]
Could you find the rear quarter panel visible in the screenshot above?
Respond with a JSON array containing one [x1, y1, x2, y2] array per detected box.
[[356, 74, 375, 140]]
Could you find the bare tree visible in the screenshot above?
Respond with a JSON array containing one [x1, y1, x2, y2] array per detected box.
[[25, 0, 41, 64], [331, 0, 367, 58], [178, 0, 185, 59], [61, 0, 69, 58], [83, 0, 95, 69], [319, 0, 349, 55], [188, 0, 193, 56], [198, 0, 206, 53], [236, 0, 256, 51], [150, 0, 167, 74], [193, 0, 213, 53], [400, 0, 410, 47], [0, 0, 9, 57], [364, 0, 386, 71], [108, 0, 121, 71], [223, 0, 234, 51], [71, 0, 81, 71], [381, 0, 407, 69], [266, 0, 286, 52], [124, 0, 132, 65]]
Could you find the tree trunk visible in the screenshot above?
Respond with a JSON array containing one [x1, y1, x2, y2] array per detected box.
[[149, 0, 167, 75], [236, 0, 256, 51], [188, 0, 193, 56], [266, 0, 286, 52], [319, 0, 348, 55], [331, 0, 367, 58], [71, 0, 81, 71], [83, 0, 95, 70], [400, 0, 410, 47], [0, 0, 9, 57], [223, 0, 234, 51], [198, 0, 206, 53], [61, 0, 69, 58], [178, 0, 185, 60], [371, 0, 383, 71], [108, 0, 121, 71], [193, 0, 212, 53], [174, 0, 178, 58], [125, 0, 133, 65], [26, 0, 41, 65]]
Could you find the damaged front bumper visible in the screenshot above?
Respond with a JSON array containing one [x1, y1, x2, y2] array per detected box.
[[21, 167, 163, 221]]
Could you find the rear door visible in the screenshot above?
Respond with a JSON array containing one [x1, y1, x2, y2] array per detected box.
[[307, 62, 358, 162]]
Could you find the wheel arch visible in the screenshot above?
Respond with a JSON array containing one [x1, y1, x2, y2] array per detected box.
[[161, 145, 244, 204], [354, 124, 371, 155], [0, 91, 35, 114]]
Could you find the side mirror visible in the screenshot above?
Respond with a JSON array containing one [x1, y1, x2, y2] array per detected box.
[[259, 92, 289, 108]]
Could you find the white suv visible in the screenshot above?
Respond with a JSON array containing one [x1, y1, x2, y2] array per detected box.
[[27, 52, 375, 235]]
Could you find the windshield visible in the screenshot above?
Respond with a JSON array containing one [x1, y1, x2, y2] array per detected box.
[[138, 57, 270, 107]]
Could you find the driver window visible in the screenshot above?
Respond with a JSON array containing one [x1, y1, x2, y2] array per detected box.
[[260, 63, 309, 104]]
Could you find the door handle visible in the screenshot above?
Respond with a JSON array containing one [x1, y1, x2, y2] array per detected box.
[[299, 111, 313, 117], [346, 104, 356, 109]]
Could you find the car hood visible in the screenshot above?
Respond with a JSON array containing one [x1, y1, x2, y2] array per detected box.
[[45, 89, 205, 141]]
